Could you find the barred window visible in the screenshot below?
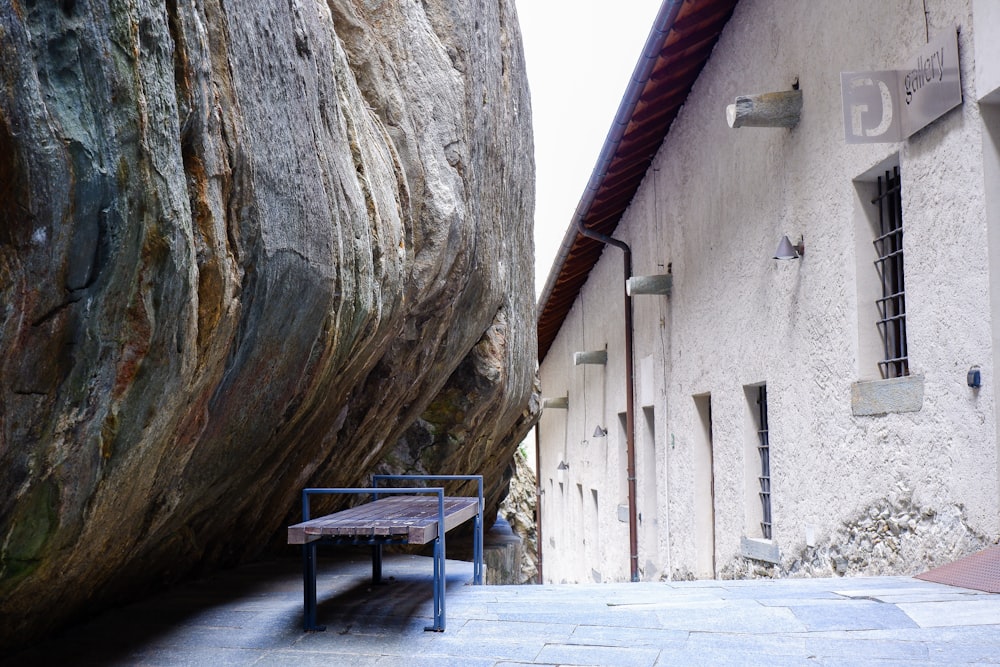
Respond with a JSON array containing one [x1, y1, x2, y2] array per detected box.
[[872, 166, 908, 378], [756, 385, 771, 540]]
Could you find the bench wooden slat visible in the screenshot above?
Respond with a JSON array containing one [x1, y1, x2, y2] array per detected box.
[[288, 496, 480, 545]]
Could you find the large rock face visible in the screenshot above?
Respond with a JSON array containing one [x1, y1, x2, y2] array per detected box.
[[0, 0, 537, 648]]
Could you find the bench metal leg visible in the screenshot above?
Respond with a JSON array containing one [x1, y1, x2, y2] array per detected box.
[[438, 535, 447, 629], [473, 511, 483, 585], [372, 544, 383, 584], [302, 543, 326, 632], [425, 535, 446, 631]]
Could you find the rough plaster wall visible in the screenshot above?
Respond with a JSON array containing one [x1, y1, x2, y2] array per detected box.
[[539, 0, 999, 583], [538, 250, 634, 583]]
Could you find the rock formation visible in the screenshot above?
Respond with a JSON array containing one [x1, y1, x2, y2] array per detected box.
[[498, 445, 539, 584], [0, 0, 537, 648]]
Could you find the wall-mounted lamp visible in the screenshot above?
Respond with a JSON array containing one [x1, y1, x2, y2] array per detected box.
[[774, 235, 805, 260], [968, 365, 982, 388], [626, 274, 672, 296], [727, 88, 802, 128], [556, 460, 570, 471], [593, 425, 608, 438]]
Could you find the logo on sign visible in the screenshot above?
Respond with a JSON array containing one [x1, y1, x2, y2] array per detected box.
[[842, 71, 903, 142], [841, 30, 961, 144]]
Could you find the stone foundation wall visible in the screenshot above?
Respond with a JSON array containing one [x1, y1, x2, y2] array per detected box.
[[719, 495, 996, 580]]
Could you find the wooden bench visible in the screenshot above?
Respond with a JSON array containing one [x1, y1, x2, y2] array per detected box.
[[287, 474, 484, 632]]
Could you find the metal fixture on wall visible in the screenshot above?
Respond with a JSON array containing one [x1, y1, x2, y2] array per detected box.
[[542, 396, 569, 409], [626, 274, 672, 296], [726, 88, 802, 128], [774, 235, 804, 260], [968, 365, 982, 388], [593, 425, 608, 438], [556, 458, 568, 484], [574, 350, 608, 365]]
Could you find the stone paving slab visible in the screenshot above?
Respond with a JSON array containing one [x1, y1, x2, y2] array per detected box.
[[898, 597, 1000, 627], [787, 599, 920, 631], [3, 552, 1000, 666], [534, 643, 662, 667], [564, 624, 690, 649]]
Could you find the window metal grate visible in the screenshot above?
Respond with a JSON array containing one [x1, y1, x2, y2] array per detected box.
[[872, 166, 908, 379], [757, 385, 771, 540]]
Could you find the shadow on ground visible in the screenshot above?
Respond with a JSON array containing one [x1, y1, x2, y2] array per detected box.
[[2, 549, 461, 666]]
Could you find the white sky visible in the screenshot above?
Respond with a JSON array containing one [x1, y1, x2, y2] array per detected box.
[[517, 0, 664, 296]]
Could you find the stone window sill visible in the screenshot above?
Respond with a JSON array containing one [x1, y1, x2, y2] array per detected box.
[[741, 537, 780, 564], [851, 374, 924, 416]]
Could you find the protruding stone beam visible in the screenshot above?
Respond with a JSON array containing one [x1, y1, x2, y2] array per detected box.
[[574, 350, 608, 366], [542, 396, 568, 410], [726, 89, 802, 128], [626, 274, 672, 296]]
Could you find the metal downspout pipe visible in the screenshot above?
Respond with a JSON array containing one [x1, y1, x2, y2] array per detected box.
[[574, 222, 638, 582], [569, 0, 684, 583]]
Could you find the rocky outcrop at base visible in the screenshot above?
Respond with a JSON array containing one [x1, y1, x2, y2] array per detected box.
[[716, 494, 996, 580], [499, 446, 538, 584]]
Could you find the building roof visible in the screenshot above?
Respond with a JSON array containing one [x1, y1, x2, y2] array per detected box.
[[536, 0, 738, 362]]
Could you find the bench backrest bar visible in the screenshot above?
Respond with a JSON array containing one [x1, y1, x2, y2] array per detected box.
[[372, 475, 483, 512]]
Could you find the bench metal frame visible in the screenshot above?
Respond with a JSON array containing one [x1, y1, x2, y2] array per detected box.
[[294, 474, 484, 632]]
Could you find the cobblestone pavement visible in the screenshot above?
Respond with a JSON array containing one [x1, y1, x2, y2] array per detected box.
[[5, 551, 999, 666]]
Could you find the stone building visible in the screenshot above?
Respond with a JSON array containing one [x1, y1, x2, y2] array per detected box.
[[535, 0, 1000, 583]]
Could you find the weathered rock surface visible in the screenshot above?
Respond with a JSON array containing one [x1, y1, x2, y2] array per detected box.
[[0, 0, 537, 648], [498, 445, 538, 584]]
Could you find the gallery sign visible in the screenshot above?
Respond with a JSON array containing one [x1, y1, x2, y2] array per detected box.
[[841, 29, 962, 144]]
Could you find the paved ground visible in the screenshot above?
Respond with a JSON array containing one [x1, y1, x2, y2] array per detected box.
[[5, 550, 1000, 666]]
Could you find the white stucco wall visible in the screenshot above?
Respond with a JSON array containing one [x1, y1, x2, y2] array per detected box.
[[974, 0, 1000, 103], [538, 0, 1000, 583]]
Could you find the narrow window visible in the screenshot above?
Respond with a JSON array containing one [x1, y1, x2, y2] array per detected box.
[[577, 483, 584, 515], [693, 394, 716, 577], [872, 166, 908, 378], [588, 488, 599, 573], [756, 385, 772, 540]]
